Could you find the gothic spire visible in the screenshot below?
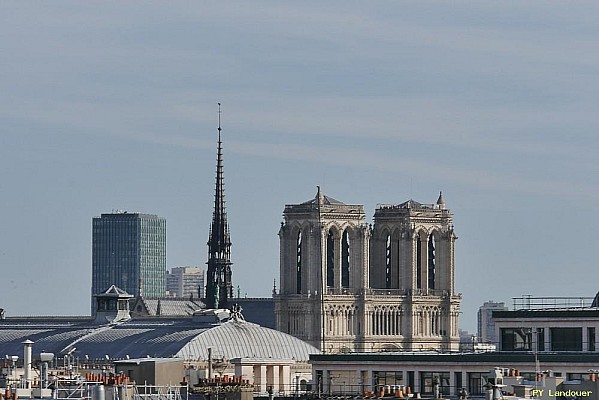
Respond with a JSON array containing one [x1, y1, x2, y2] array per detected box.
[[205, 103, 233, 309], [209, 103, 229, 255]]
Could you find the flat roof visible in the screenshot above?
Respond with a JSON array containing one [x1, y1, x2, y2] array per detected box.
[[310, 351, 599, 364], [493, 309, 599, 319], [114, 357, 183, 365]]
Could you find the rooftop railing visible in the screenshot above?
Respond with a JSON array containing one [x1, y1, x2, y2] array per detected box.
[[512, 295, 596, 310]]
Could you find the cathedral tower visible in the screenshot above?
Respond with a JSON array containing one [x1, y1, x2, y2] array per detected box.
[[275, 190, 461, 353], [276, 187, 370, 351], [205, 104, 233, 309], [370, 192, 461, 350], [370, 192, 455, 293]]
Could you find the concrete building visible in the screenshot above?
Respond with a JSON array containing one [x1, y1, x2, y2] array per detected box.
[[309, 352, 599, 397], [493, 295, 599, 352], [114, 358, 184, 386], [478, 300, 507, 345], [91, 212, 166, 312], [309, 296, 599, 397], [275, 189, 461, 353], [166, 266, 205, 298]]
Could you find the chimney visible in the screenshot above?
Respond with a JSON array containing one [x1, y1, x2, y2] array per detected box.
[[22, 339, 34, 389]]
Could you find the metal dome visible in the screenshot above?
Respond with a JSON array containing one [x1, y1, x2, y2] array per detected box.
[[177, 319, 319, 361], [0, 315, 320, 362]]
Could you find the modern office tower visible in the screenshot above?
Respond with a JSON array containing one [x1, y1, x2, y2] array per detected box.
[[477, 300, 508, 345], [91, 212, 166, 313], [166, 266, 205, 298], [205, 106, 233, 309]]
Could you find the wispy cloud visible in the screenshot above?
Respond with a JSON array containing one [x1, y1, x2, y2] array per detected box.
[[3, 87, 597, 203]]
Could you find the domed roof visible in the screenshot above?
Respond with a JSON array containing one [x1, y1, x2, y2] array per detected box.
[[0, 314, 319, 362], [177, 319, 319, 361]]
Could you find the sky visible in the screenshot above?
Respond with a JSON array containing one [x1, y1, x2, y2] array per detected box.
[[1, 1, 599, 332]]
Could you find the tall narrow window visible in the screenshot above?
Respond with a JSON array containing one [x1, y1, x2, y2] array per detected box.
[[536, 328, 545, 351], [589, 327, 596, 351], [327, 230, 335, 287], [347, 311, 352, 334], [416, 234, 422, 289], [428, 235, 436, 289], [371, 313, 376, 335], [385, 235, 392, 289], [296, 231, 302, 294], [342, 231, 350, 288]]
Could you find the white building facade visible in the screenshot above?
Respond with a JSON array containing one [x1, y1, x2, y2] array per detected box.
[[308, 303, 599, 397], [309, 352, 599, 398], [493, 308, 599, 353], [166, 266, 205, 298], [477, 301, 507, 345]]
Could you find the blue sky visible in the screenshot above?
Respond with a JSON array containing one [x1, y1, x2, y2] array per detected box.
[[1, 2, 598, 332]]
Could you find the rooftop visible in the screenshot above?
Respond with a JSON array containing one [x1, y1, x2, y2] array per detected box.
[[511, 295, 597, 311], [0, 313, 319, 362], [310, 351, 599, 364]]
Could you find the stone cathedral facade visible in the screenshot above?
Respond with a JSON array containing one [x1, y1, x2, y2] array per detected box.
[[274, 188, 461, 353]]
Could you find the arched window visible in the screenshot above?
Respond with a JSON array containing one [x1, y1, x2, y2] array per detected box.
[[342, 230, 350, 288], [416, 233, 422, 289], [296, 230, 302, 294], [385, 234, 392, 289], [327, 230, 335, 287], [428, 234, 436, 289]]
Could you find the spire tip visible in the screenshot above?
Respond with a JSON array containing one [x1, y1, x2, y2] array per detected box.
[[217, 103, 222, 138]]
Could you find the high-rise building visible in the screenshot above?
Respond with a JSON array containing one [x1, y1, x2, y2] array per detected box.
[[205, 105, 233, 309], [477, 300, 507, 345], [275, 189, 461, 353], [166, 266, 205, 298], [91, 212, 166, 312]]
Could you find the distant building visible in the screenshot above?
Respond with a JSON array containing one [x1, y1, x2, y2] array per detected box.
[[477, 300, 507, 345], [275, 189, 461, 353], [234, 297, 276, 329], [309, 295, 599, 398], [310, 352, 599, 397], [91, 212, 166, 312], [167, 266, 205, 298], [493, 295, 599, 352], [459, 329, 496, 352], [131, 295, 205, 317]]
